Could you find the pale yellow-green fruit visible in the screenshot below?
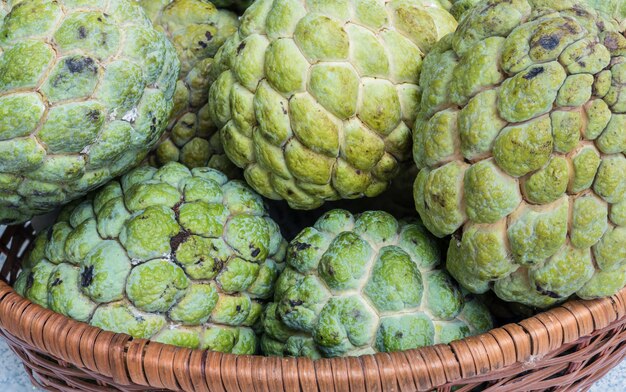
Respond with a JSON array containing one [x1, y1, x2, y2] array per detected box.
[[209, 0, 458, 210], [413, 0, 626, 308]]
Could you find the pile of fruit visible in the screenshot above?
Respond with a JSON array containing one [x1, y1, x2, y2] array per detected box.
[[2, 0, 625, 360]]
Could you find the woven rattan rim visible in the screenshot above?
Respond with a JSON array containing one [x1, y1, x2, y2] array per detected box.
[[1, 224, 626, 391]]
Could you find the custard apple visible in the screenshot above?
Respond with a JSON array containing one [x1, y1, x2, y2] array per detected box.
[[209, 0, 458, 210], [14, 162, 287, 353], [261, 210, 493, 358], [413, 0, 626, 308], [210, 0, 254, 14], [0, 0, 180, 224], [137, 0, 241, 176]]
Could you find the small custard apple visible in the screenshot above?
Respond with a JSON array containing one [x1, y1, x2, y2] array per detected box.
[[261, 210, 493, 358], [210, 0, 254, 14], [413, 0, 626, 308], [137, 0, 241, 176], [0, 0, 180, 224], [209, 0, 458, 210], [14, 162, 287, 353]]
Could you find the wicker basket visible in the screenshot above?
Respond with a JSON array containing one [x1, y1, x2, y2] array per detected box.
[[1, 224, 626, 391]]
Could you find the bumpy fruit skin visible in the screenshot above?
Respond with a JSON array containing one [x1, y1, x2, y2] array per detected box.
[[261, 210, 493, 358], [210, 0, 254, 14], [14, 162, 287, 353], [0, 0, 180, 224], [439, 0, 481, 20], [209, 0, 457, 210], [587, 0, 626, 29], [138, 0, 241, 176], [413, 0, 626, 308]]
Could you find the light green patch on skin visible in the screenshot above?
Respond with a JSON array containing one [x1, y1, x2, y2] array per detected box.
[[570, 196, 608, 249], [569, 146, 601, 194], [584, 99, 612, 140], [80, 241, 131, 303], [507, 199, 569, 265], [287, 227, 332, 273], [318, 232, 372, 291], [380, 30, 422, 83], [463, 159, 521, 224], [175, 236, 231, 280], [38, 101, 105, 154], [44, 222, 73, 264], [48, 263, 97, 322], [179, 202, 229, 237], [119, 206, 180, 262], [309, 63, 360, 120], [523, 156, 569, 204], [594, 155, 626, 204], [424, 271, 463, 320], [217, 258, 261, 293], [414, 109, 459, 168], [0, 137, 46, 173], [0, 41, 55, 92], [24, 260, 56, 308], [153, 327, 201, 349], [359, 79, 402, 136], [126, 259, 189, 313], [314, 296, 376, 357], [294, 13, 349, 62], [96, 197, 131, 240], [530, 245, 595, 299], [434, 320, 471, 344], [364, 247, 423, 311], [593, 226, 626, 272], [556, 74, 593, 107], [346, 23, 389, 77], [457, 89, 507, 161], [225, 214, 270, 262], [375, 313, 434, 353], [53, 11, 121, 61], [354, 211, 399, 245], [124, 182, 181, 213], [493, 115, 553, 177], [596, 114, 626, 154], [41, 55, 100, 103], [64, 219, 105, 265], [551, 110, 582, 154], [493, 268, 560, 309], [459, 221, 515, 281], [0, 94, 45, 140], [497, 62, 567, 123], [450, 36, 504, 106], [288, 93, 340, 157], [560, 38, 611, 75], [264, 38, 308, 94], [414, 162, 467, 237], [210, 294, 253, 326], [611, 200, 626, 226], [94, 60, 145, 113], [182, 177, 224, 205], [221, 180, 265, 215], [91, 302, 166, 339], [578, 264, 626, 300]]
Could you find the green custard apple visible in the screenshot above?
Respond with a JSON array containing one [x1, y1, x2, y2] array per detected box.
[[413, 0, 626, 308], [14, 162, 287, 353], [261, 210, 493, 358], [209, 0, 458, 210], [210, 0, 254, 14], [138, 0, 241, 176], [0, 0, 180, 224]]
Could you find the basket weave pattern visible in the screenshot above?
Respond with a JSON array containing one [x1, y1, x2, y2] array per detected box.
[[0, 224, 625, 391]]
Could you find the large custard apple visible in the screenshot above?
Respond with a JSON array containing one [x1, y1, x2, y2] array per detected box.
[[208, 0, 458, 210], [0, 0, 180, 224], [14, 162, 287, 353], [261, 210, 493, 358], [137, 0, 241, 176], [413, 0, 626, 308]]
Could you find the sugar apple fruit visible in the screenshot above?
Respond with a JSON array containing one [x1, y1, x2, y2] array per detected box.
[[14, 162, 287, 353], [413, 0, 626, 308], [0, 0, 180, 225], [137, 0, 241, 176], [261, 210, 493, 358], [208, 0, 458, 210], [210, 0, 254, 14]]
